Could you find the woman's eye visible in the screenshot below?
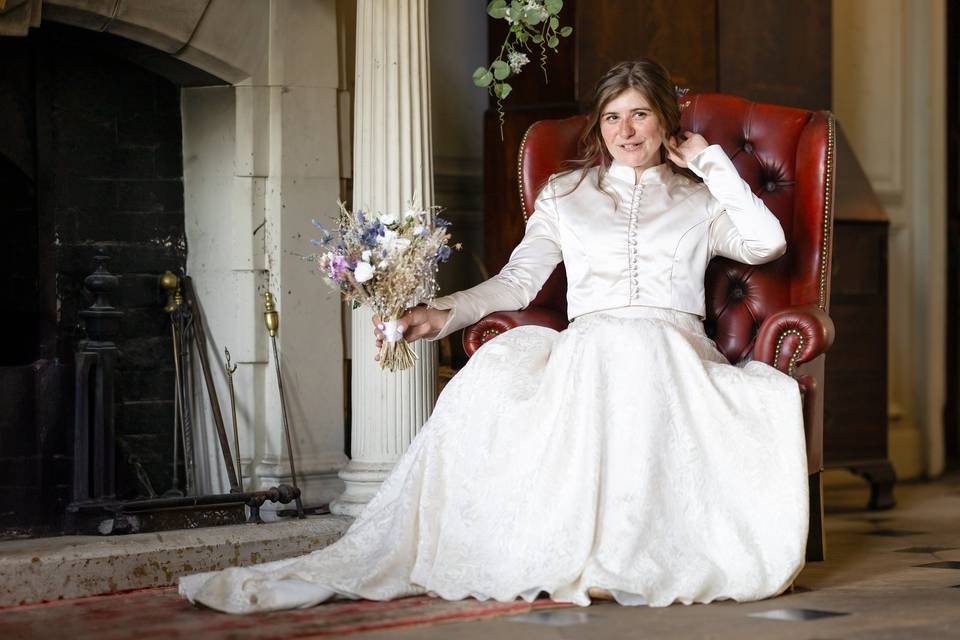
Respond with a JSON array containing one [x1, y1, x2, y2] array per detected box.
[[633, 112, 647, 119], [605, 115, 618, 123]]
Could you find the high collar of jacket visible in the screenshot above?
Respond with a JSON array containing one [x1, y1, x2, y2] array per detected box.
[[607, 160, 673, 186]]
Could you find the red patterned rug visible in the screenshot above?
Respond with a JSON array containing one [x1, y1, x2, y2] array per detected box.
[[0, 587, 572, 639]]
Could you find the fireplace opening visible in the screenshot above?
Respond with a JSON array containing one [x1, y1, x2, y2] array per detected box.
[[0, 21, 227, 537]]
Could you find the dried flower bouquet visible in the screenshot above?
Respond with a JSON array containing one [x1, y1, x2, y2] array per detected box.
[[310, 201, 456, 372]]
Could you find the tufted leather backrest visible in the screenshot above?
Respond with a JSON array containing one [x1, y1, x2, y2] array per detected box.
[[517, 94, 835, 364]]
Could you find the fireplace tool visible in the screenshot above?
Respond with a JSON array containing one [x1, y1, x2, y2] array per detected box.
[[224, 347, 244, 493], [67, 266, 302, 535], [264, 291, 305, 518], [160, 271, 195, 495], [181, 276, 241, 493]]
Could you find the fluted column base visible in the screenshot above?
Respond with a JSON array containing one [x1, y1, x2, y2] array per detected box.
[[329, 460, 397, 516]]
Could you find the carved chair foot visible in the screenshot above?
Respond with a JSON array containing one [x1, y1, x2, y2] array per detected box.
[[849, 461, 897, 510]]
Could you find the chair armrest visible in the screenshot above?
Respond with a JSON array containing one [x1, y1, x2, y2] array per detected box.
[[754, 305, 835, 376], [463, 307, 569, 357]]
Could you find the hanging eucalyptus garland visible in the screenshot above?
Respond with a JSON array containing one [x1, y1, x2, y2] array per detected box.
[[473, 0, 573, 139]]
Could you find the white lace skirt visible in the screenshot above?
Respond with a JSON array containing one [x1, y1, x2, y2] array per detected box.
[[179, 306, 808, 614]]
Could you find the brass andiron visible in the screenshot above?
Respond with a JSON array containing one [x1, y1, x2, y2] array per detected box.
[[224, 348, 244, 493], [264, 291, 305, 518]]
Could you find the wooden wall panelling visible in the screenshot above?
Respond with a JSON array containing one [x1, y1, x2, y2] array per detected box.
[[717, 0, 831, 110], [575, 0, 718, 105], [825, 124, 895, 509]]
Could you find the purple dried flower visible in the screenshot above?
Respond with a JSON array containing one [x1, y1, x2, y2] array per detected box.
[[327, 254, 348, 282], [361, 222, 382, 246]]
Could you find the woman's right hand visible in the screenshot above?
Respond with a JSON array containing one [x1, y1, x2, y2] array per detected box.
[[371, 305, 450, 360]]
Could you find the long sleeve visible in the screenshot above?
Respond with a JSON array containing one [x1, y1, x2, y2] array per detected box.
[[426, 179, 563, 341], [688, 145, 787, 265]]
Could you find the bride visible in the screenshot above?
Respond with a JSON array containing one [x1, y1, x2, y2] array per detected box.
[[179, 59, 808, 614]]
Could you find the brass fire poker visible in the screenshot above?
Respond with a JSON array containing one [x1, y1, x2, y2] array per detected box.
[[224, 348, 244, 493], [263, 291, 304, 518], [160, 271, 195, 495]]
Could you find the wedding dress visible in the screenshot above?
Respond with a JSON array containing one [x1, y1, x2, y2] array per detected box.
[[179, 146, 809, 614]]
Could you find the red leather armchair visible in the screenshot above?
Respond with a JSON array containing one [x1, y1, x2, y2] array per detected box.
[[464, 94, 836, 561]]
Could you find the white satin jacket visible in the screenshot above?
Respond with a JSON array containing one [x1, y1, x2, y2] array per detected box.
[[428, 145, 786, 340]]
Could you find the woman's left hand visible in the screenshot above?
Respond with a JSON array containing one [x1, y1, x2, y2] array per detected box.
[[667, 131, 709, 168]]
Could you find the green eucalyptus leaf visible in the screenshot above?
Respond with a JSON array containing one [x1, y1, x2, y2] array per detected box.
[[487, 0, 507, 19], [545, 0, 563, 15], [524, 8, 542, 25], [517, 30, 528, 43], [532, 34, 544, 43], [560, 26, 573, 37], [491, 60, 510, 80], [549, 16, 559, 29], [548, 35, 559, 48], [472, 66, 494, 87], [495, 82, 513, 99]]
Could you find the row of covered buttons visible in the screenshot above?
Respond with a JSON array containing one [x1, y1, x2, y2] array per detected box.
[[629, 184, 642, 299]]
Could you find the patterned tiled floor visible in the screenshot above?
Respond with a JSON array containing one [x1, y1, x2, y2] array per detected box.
[[365, 472, 960, 639], [3, 472, 959, 639]]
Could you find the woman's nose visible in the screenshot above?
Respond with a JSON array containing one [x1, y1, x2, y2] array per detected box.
[[619, 120, 634, 138]]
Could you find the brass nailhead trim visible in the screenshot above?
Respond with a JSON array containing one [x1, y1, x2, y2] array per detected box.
[[818, 114, 836, 310], [517, 123, 536, 223], [774, 328, 805, 377], [481, 328, 501, 342]]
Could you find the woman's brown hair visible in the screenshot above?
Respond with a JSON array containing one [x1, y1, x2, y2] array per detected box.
[[558, 59, 688, 204]]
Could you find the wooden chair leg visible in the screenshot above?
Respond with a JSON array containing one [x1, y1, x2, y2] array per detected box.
[[805, 471, 825, 561]]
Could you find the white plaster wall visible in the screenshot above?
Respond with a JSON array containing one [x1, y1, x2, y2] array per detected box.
[[259, 0, 346, 505], [832, 0, 946, 478], [180, 0, 347, 505], [181, 85, 253, 493]]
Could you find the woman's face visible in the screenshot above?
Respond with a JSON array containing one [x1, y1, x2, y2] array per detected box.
[[599, 88, 664, 172]]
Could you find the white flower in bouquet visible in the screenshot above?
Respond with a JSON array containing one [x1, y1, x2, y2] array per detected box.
[[354, 261, 375, 283], [309, 200, 459, 372]]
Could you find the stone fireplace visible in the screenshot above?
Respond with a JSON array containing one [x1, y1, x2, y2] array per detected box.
[[0, 0, 347, 534]]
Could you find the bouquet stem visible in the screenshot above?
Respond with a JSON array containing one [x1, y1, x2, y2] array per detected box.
[[378, 318, 418, 372]]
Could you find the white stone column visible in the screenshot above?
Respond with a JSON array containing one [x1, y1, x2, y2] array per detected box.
[[330, 0, 437, 516]]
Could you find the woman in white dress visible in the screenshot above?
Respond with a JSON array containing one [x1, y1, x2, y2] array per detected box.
[[179, 59, 808, 614]]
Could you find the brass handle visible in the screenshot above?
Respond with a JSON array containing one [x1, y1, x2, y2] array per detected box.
[[263, 291, 279, 337], [160, 271, 179, 313]]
